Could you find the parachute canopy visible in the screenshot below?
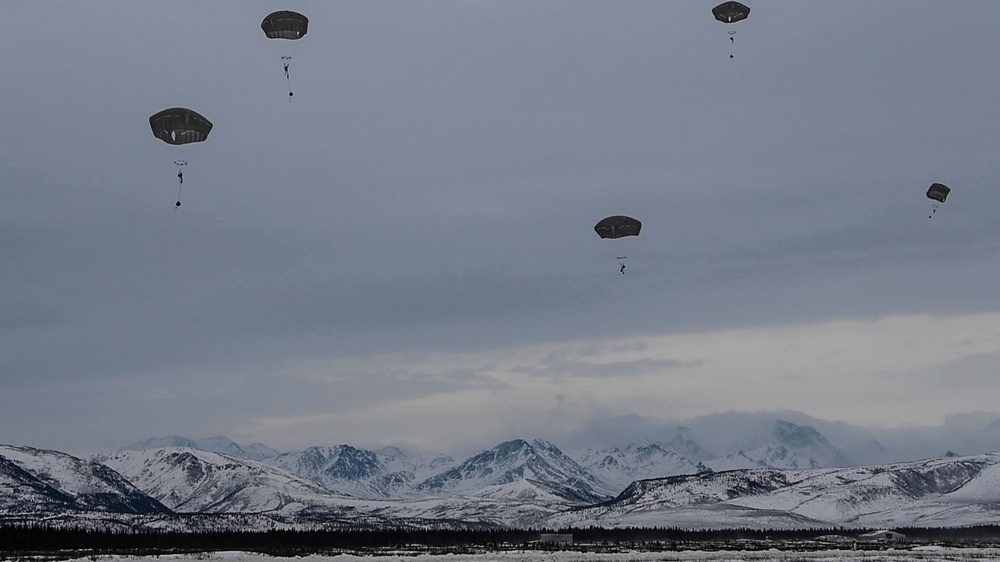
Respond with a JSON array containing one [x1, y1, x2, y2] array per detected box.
[[713, 1, 751, 24], [926, 183, 951, 203], [149, 108, 213, 145], [261, 10, 309, 40], [595, 215, 642, 239]]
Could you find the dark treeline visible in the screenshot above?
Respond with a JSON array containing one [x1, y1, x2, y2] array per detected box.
[[893, 525, 1000, 542], [5, 523, 1000, 555]]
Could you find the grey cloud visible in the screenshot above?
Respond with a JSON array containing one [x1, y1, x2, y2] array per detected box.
[[4, 1, 1000, 454], [515, 357, 695, 380]]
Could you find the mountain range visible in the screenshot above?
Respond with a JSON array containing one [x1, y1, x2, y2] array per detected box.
[[4, 415, 1000, 531]]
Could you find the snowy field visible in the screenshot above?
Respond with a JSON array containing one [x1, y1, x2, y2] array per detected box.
[[59, 549, 1000, 562]]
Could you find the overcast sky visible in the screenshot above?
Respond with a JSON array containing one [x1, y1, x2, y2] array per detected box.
[[3, 1, 1000, 458]]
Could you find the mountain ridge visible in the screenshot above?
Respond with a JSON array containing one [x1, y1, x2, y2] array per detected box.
[[6, 414, 1000, 531], [0, 444, 171, 517], [545, 453, 1000, 530], [8, 440, 1000, 531]]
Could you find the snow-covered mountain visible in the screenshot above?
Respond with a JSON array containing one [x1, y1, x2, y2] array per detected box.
[[268, 445, 453, 499], [97, 439, 617, 527], [0, 444, 169, 520], [382, 479, 591, 528], [571, 440, 709, 492], [703, 421, 849, 471], [120, 436, 279, 461], [565, 420, 846, 489], [657, 426, 716, 462], [414, 439, 610, 504], [9, 437, 1000, 530], [96, 441, 610, 528], [97, 447, 376, 517], [102, 441, 610, 526], [376, 446, 456, 477], [545, 453, 1000, 530]]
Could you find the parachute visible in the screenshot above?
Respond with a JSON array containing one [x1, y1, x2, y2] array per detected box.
[[261, 10, 309, 40], [149, 107, 213, 209], [713, 1, 750, 23], [261, 10, 309, 99], [149, 107, 213, 145], [594, 215, 642, 239], [595, 216, 641, 274], [712, 1, 750, 58], [926, 183, 951, 218]]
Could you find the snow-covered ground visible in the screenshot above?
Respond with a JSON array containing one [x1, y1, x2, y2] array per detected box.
[[58, 548, 1000, 562]]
